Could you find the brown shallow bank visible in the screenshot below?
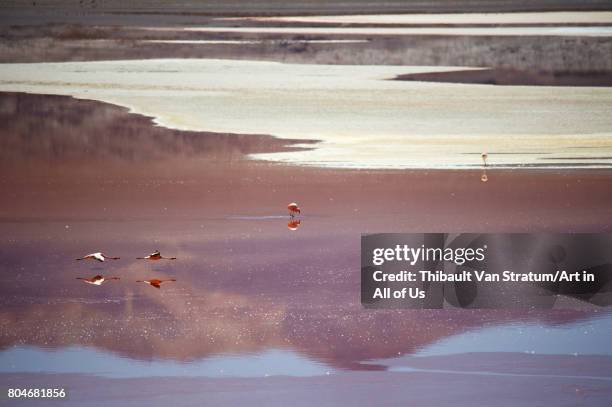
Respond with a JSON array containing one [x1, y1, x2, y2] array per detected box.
[[2, 0, 612, 18], [1, 12, 611, 74], [1, 25, 610, 74], [394, 68, 612, 86]]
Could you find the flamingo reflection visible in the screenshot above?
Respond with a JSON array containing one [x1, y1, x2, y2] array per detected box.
[[136, 278, 177, 289], [288, 219, 301, 230]]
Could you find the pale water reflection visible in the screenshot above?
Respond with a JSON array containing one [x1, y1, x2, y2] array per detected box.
[[413, 312, 612, 357], [0, 347, 334, 378], [2, 312, 611, 378]]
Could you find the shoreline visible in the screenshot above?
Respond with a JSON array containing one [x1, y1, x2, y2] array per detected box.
[[1, 59, 611, 170]]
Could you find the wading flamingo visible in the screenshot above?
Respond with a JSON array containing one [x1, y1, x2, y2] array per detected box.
[[136, 250, 177, 261], [76, 275, 120, 285], [288, 202, 301, 218], [136, 278, 177, 289], [288, 219, 301, 230], [76, 252, 120, 262]]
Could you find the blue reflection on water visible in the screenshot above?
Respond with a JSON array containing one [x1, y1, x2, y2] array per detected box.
[[389, 366, 612, 381], [415, 312, 612, 357], [0, 347, 334, 378], [3, 313, 612, 378]]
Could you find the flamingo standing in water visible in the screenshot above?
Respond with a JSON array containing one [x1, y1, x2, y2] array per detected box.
[[136, 250, 177, 261], [288, 202, 301, 218], [288, 219, 301, 230], [481, 152, 488, 167], [136, 279, 177, 289], [76, 252, 120, 262], [76, 275, 120, 285]]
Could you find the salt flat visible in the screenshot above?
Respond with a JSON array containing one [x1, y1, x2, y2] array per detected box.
[[0, 58, 611, 169], [146, 25, 612, 37], [142, 40, 369, 45], [232, 11, 612, 25]]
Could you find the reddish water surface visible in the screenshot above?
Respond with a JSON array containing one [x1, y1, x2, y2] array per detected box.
[[1, 92, 611, 405]]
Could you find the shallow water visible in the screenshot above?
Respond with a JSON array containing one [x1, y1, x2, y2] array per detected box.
[[2, 6, 612, 404], [413, 312, 612, 357], [1, 91, 612, 380], [0, 347, 335, 378], [2, 312, 612, 378]]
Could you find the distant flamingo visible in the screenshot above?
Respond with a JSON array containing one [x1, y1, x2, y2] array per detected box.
[[76, 275, 120, 285], [136, 278, 177, 289], [481, 172, 488, 183], [136, 250, 177, 261], [288, 219, 301, 230], [76, 252, 120, 262], [288, 202, 301, 218], [481, 152, 488, 167]]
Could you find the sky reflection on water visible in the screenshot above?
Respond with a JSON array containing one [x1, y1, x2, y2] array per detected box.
[[0, 347, 334, 378], [416, 311, 612, 357], [2, 312, 611, 378]]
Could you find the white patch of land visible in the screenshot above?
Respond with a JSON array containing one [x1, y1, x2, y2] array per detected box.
[[142, 26, 612, 37], [0, 58, 611, 169], [142, 40, 370, 45], [226, 11, 612, 25]]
